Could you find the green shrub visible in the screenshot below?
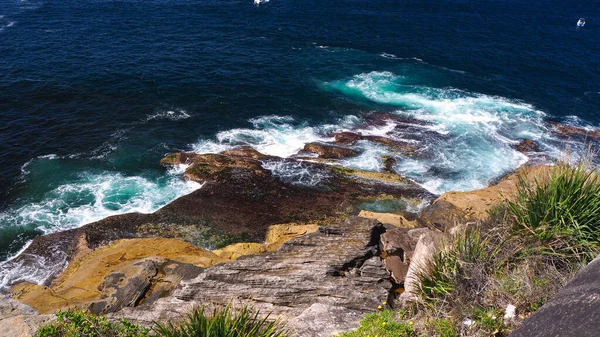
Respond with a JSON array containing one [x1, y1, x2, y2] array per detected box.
[[153, 305, 287, 337], [36, 310, 149, 337], [507, 161, 600, 263], [416, 230, 489, 304], [339, 309, 416, 337]]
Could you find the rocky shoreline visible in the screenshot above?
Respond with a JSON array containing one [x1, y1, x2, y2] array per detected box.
[[2, 120, 600, 336]]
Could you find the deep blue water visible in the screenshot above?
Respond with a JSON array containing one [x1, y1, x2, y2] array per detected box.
[[0, 0, 599, 282]]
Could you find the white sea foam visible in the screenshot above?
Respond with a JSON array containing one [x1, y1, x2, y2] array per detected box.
[[0, 245, 68, 289], [0, 170, 201, 236], [192, 115, 333, 158], [262, 160, 331, 186], [145, 109, 191, 122]]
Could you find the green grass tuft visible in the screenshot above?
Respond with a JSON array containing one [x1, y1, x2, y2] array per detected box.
[[339, 309, 416, 337], [507, 161, 600, 263], [153, 305, 287, 337]]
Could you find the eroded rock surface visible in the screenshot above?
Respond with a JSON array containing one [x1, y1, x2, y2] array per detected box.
[[3, 148, 431, 292], [302, 142, 359, 159], [113, 217, 393, 337], [0, 297, 53, 337]]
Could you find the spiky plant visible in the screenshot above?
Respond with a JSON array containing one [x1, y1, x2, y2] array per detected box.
[[153, 305, 287, 337]]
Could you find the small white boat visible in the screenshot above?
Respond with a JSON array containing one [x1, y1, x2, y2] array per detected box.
[[577, 18, 586, 27]]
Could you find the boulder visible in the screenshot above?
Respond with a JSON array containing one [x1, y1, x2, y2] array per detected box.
[[401, 230, 443, 302], [302, 143, 359, 159], [514, 139, 540, 153], [382, 155, 397, 173], [112, 217, 393, 337], [510, 254, 600, 337], [379, 227, 429, 285]]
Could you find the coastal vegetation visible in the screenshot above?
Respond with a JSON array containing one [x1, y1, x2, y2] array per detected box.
[[36, 306, 287, 337], [392, 159, 598, 336]]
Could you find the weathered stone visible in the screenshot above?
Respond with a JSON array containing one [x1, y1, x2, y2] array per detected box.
[[0, 314, 54, 337], [0, 297, 53, 337], [418, 165, 553, 230], [220, 146, 275, 160], [5, 150, 431, 300], [112, 217, 392, 336], [401, 230, 443, 302], [383, 256, 409, 284], [510, 255, 600, 337], [302, 142, 359, 159], [159, 152, 201, 166], [360, 257, 390, 280], [380, 228, 419, 261], [418, 199, 467, 231], [10, 238, 224, 314], [359, 211, 417, 229]]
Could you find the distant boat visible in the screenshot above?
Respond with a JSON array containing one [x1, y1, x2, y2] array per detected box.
[[254, 0, 269, 5], [577, 18, 586, 27]]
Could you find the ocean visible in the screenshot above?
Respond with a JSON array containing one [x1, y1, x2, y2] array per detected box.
[[0, 0, 599, 269]]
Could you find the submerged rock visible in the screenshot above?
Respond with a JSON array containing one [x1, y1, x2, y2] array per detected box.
[[302, 142, 359, 159], [514, 138, 540, 153], [332, 132, 419, 156], [113, 217, 392, 336], [551, 122, 600, 140]]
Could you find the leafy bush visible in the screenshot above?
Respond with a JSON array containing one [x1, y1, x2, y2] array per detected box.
[[36, 310, 149, 337], [339, 309, 416, 337], [507, 161, 600, 263], [153, 305, 287, 337]]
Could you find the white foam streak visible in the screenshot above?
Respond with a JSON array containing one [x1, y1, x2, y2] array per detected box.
[[145, 109, 190, 122], [192, 115, 333, 158]]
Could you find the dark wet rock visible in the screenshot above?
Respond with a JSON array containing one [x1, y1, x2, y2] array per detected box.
[[366, 113, 429, 128], [89, 258, 203, 315], [551, 122, 600, 140], [510, 254, 600, 337], [302, 142, 359, 159], [332, 132, 419, 156], [112, 217, 392, 337], [514, 139, 540, 153], [159, 152, 201, 166], [220, 146, 276, 160], [382, 155, 397, 173], [4, 150, 432, 289]]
